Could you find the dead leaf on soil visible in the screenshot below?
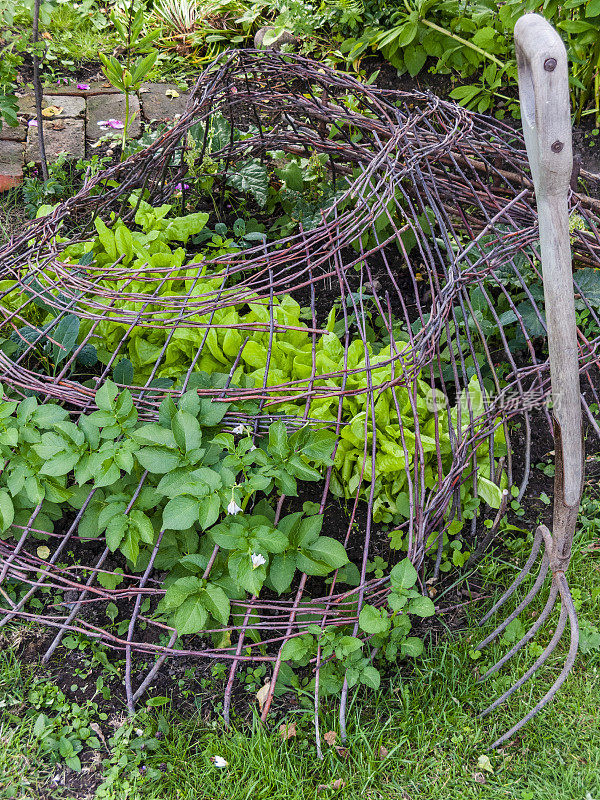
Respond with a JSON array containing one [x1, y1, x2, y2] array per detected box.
[[165, 89, 180, 99], [335, 746, 350, 759], [89, 722, 107, 749], [379, 745, 389, 759], [256, 680, 270, 712], [36, 545, 50, 560], [476, 754, 493, 774], [278, 722, 297, 740], [317, 778, 346, 792], [323, 730, 337, 746], [42, 105, 63, 118], [216, 630, 231, 649]]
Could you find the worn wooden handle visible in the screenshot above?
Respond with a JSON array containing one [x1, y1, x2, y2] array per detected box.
[[515, 15, 582, 568], [514, 14, 572, 195]]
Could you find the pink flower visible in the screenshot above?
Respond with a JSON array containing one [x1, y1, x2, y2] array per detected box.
[[175, 182, 190, 191], [77, 83, 90, 90], [97, 119, 124, 130], [28, 119, 38, 127]]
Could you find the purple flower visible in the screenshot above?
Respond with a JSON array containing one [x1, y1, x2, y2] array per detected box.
[[97, 119, 125, 130], [28, 119, 38, 127], [77, 83, 90, 90], [56, 77, 69, 85], [174, 182, 190, 191]]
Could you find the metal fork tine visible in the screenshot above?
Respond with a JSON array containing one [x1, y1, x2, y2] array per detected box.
[[488, 574, 578, 748], [477, 552, 548, 650], [478, 527, 544, 627], [479, 582, 559, 682], [479, 601, 567, 720]]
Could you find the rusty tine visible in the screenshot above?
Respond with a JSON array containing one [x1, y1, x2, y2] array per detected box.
[[478, 525, 545, 628], [476, 14, 584, 745], [477, 549, 549, 651]]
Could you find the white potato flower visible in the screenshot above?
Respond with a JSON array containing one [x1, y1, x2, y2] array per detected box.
[[227, 499, 243, 515], [251, 553, 266, 569]]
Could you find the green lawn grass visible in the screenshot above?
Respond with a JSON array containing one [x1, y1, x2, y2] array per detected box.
[[2, 491, 600, 800]]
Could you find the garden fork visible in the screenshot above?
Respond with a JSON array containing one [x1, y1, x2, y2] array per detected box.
[[475, 13, 584, 748]]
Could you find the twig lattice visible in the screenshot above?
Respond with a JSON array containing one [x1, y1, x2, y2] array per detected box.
[[1, 50, 599, 741]]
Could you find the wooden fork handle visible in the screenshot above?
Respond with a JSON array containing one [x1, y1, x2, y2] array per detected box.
[[515, 14, 583, 570]]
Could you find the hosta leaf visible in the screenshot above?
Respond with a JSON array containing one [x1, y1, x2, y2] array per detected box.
[[227, 160, 268, 207], [113, 358, 134, 385], [76, 343, 98, 368], [51, 315, 80, 365], [576, 268, 600, 307]]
